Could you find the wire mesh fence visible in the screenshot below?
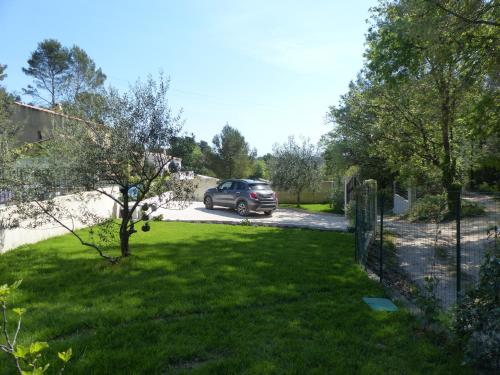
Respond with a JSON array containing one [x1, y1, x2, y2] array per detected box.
[[355, 184, 500, 310]]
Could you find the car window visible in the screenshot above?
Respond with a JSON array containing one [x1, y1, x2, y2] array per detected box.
[[235, 182, 247, 190], [219, 181, 233, 190], [249, 183, 271, 190]]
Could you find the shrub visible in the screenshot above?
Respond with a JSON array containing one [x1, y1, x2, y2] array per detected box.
[[453, 252, 500, 372], [330, 185, 345, 214], [407, 194, 486, 222], [478, 182, 499, 193], [345, 201, 355, 229], [461, 200, 486, 218], [152, 214, 164, 221], [407, 194, 447, 222]]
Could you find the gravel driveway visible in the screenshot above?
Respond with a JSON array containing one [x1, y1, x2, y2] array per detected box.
[[154, 202, 348, 231]]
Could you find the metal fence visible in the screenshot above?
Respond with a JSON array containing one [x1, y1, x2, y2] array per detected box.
[[354, 180, 377, 265], [355, 186, 500, 309]]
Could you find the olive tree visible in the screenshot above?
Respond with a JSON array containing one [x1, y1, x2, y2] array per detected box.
[[270, 137, 324, 206], [5, 74, 194, 262]]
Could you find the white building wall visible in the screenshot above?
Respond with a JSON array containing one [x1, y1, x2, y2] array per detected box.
[[393, 193, 409, 215], [0, 187, 119, 254]]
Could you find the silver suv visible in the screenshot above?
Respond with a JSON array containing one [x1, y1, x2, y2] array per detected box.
[[204, 179, 278, 216]]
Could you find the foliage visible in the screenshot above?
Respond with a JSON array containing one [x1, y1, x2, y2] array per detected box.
[[454, 251, 500, 372], [4, 74, 194, 261], [415, 275, 441, 324], [407, 194, 448, 222], [208, 124, 255, 178], [0, 66, 20, 175], [270, 137, 324, 206], [22, 39, 106, 108], [324, 0, 499, 197], [461, 200, 486, 218], [168, 134, 214, 175], [0, 280, 72, 374], [239, 218, 251, 226], [0, 222, 470, 373], [248, 158, 270, 180], [407, 194, 486, 222], [0, 64, 6, 81], [345, 200, 356, 229]]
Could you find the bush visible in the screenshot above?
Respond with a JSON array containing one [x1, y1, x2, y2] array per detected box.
[[331, 186, 345, 214], [407, 194, 486, 222], [345, 201, 355, 229], [453, 252, 500, 372], [407, 194, 447, 222], [478, 182, 499, 193], [461, 200, 486, 217]]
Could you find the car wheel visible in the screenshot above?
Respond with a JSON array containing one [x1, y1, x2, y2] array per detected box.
[[236, 201, 249, 216], [204, 196, 213, 209], [264, 210, 273, 216]]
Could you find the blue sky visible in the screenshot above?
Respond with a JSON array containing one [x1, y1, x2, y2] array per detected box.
[[0, 0, 377, 154]]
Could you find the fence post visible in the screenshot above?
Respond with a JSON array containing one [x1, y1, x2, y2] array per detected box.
[[456, 190, 461, 300], [354, 195, 358, 263], [379, 192, 384, 283]]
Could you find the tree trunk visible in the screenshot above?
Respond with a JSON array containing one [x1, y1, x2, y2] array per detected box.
[[120, 186, 131, 257], [296, 192, 301, 207], [120, 229, 131, 257]]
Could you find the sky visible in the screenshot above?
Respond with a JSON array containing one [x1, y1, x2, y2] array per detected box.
[[0, 0, 377, 155]]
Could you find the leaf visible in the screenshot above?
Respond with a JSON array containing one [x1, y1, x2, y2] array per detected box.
[[11, 280, 23, 289], [58, 348, 72, 363], [13, 344, 29, 358], [29, 341, 49, 354], [29, 366, 49, 375], [13, 307, 27, 316]]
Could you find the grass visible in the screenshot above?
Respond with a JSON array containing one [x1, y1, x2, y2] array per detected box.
[[0, 222, 469, 374], [279, 203, 338, 214]]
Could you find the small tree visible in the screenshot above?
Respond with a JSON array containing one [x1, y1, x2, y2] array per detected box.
[[270, 137, 324, 206], [1, 280, 72, 374], [6, 74, 194, 262]]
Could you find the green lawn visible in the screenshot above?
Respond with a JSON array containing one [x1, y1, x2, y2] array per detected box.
[[0, 222, 468, 374], [279, 203, 338, 214]]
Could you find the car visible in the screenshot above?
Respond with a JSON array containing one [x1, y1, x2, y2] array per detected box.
[[203, 179, 278, 216]]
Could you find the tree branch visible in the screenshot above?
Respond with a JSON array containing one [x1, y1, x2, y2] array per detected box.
[[430, 0, 500, 27], [33, 200, 120, 264]]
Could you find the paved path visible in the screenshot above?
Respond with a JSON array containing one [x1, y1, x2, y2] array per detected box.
[[385, 193, 499, 308], [154, 202, 348, 231]]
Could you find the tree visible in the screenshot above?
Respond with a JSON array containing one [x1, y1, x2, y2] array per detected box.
[[0, 65, 19, 178], [65, 45, 106, 102], [209, 124, 254, 178], [22, 39, 70, 107], [324, 0, 499, 207], [270, 137, 324, 206], [6, 74, 194, 262], [0, 64, 6, 81], [428, 0, 500, 27], [249, 158, 270, 180], [366, 0, 497, 207], [22, 39, 106, 108]]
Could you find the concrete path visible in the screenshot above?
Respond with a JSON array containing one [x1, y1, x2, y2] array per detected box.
[[154, 202, 348, 231]]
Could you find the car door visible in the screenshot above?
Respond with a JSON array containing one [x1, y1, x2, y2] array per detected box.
[[230, 181, 247, 207], [213, 180, 234, 206]]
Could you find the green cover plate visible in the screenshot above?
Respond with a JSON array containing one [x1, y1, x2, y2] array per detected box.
[[363, 297, 398, 312]]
